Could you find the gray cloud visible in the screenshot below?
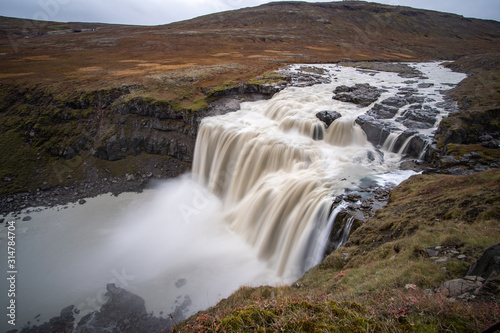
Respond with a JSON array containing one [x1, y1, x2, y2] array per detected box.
[[0, 0, 498, 25]]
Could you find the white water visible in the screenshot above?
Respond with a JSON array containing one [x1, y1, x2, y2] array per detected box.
[[0, 62, 466, 331]]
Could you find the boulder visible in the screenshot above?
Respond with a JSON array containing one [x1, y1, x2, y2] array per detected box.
[[355, 115, 400, 147], [403, 134, 431, 159], [367, 96, 408, 119], [316, 110, 342, 128], [20, 305, 75, 333], [438, 244, 500, 299], [438, 276, 484, 297], [380, 96, 408, 108], [367, 103, 399, 119], [74, 283, 147, 332], [396, 105, 440, 129], [468, 243, 500, 280], [355, 115, 429, 159], [333, 83, 386, 107]]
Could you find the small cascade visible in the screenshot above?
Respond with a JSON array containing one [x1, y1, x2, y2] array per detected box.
[[382, 132, 401, 153], [300, 202, 347, 272], [331, 214, 356, 251], [418, 140, 431, 161], [278, 117, 326, 140], [325, 118, 368, 146]]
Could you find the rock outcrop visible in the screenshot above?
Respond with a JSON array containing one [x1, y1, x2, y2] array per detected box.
[[333, 83, 385, 107], [316, 110, 342, 128], [437, 244, 500, 300], [21, 284, 172, 333]]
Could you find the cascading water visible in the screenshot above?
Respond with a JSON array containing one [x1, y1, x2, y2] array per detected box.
[[0, 62, 466, 331], [382, 132, 401, 152]]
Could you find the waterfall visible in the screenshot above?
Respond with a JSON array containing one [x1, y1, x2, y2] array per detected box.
[[418, 140, 431, 161], [192, 83, 384, 277], [325, 118, 368, 147], [397, 134, 417, 156], [0, 62, 469, 330], [331, 215, 356, 250], [193, 108, 335, 276], [301, 202, 347, 271]]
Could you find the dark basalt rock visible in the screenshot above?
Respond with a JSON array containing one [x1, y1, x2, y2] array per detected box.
[[468, 244, 500, 281], [21, 284, 175, 333], [355, 115, 401, 147], [396, 104, 440, 129], [316, 110, 342, 128], [333, 83, 386, 107], [17, 306, 75, 333], [367, 103, 399, 119], [402, 133, 431, 159], [367, 96, 408, 119], [437, 244, 500, 301], [74, 283, 147, 332], [380, 96, 408, 109]]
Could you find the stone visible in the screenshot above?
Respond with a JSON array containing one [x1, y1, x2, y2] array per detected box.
[[367, 96, 408, 120], [79, 199, 86, 205], [60, 305, 75, 319], [426, 248, 439, 257], [23, 216, 32, 221], [22, 305, 75, 333], [405, 284, 418, 291], [418, 82, 435, 88], [316, 110, 342, 127], [467, 243, 500, 280], [435, 258, 450, 263], [396, 105, 439, 129], [333, 83, 386, 107], [175, 278, 187, 288], [457, 254, 467, 260], [355, 115, 400, 147], [381, 96, 408, 108], [75, 283, 147, 332], [482, 139, 500, 149], [367, 103, 399, 119]]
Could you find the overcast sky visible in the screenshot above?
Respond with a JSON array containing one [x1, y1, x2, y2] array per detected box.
[[0, 0, 499, 26]]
